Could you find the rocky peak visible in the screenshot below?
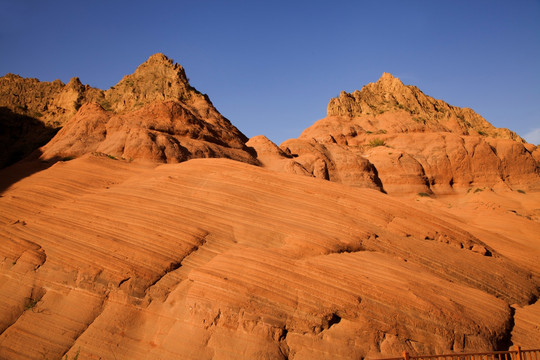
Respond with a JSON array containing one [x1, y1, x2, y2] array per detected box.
[[0, 73, 85, 127], [327, 73, 411, 118], [66, 77, 83, 90], [36, 54, 256, 165], [146, 52, 178, 65], [1, 53, 254, 167], [375, 72, 405, 91], [326, 73, 523, 141], [128, 53, 187, 79], [1, 53, 229, 128], [103, 53, 191, 113], [102, 54, 225, 126], [378, 72, 397, 81]]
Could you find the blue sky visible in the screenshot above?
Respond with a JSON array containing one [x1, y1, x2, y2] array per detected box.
[[1, 0, 539, 144]]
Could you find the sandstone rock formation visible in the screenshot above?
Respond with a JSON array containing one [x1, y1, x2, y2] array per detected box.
[[0, 156, 538, 360], [326, 73, 522, 141], [103, 53, 211, 115], [0, 73, 103, 127], [258, 73, 539, 194], [40, 100, 257, 164], [3, 58, 538, 192], [246, 135, 311, 176], [0, 74, 103, 166], [1, 56, 539, 359], [1, 54, 257, 166], [0, 54, 216, 128]]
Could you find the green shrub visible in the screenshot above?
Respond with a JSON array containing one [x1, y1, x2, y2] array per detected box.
[[368, 138, 386, 147], [24, 297, 39, 311], [517, 189, 526, 194], [63, 348, 80, 360], [418, 192, 430, 197], [100, 101, 112, 111]]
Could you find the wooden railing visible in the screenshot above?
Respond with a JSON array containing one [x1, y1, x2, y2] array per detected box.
[[372, 346, 540, 360]]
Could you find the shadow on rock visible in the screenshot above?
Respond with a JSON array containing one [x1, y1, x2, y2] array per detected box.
[[0, 106, 59, 169], [0, 107, 62, 193], [0, 150, 66, 194]]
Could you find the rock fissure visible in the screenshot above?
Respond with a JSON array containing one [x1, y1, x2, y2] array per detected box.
[[0, 287, 46, 338], [59, 293, 109, 360], [496, 305, 516, 350], [145, 233, 209, 293], [118, 277, 131, 287], [278, 326, 290, 360]]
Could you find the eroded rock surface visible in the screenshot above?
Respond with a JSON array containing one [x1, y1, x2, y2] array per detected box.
[[0, 157, 538, 359], [1, 57, 540, 360], [257, 74, 539, 194], [2, 54, 257, 165], [41, 100, 257, 164]]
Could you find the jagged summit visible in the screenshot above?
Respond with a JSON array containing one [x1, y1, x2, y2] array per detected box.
[[376, 72, 404, 89], [0, 53, 257, 167], [327, 73, 522, 141], [379, 72, 398, 81], [1, 57, 538, 192], [264, 73, 539, 194], [104, 53, 193, 113], [0, 53, 216, 124], [26, 53, 256, 164], [146, 52, 179, 65]]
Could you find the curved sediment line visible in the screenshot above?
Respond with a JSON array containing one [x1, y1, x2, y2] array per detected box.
[[0, 157, 537, 358]]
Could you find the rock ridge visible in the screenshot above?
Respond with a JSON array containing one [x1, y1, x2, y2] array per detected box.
[[1, 59, 538, 193], [1, 53, 256, 165], [327, 73, 523, 141], [0, 53, 226, 129], [0, 73, 104, 127], [252, 74, 539, 194], [40, 100, 257, 165]]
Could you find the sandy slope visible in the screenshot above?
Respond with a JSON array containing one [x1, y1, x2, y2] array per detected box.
[[0, 156, 538, 359]]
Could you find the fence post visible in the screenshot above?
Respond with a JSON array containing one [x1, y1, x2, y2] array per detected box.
[[512, 346, 522, 360], [403, 351, 410, 360]]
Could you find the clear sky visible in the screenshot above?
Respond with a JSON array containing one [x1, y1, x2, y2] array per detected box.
[[1, 0, 539, 144]]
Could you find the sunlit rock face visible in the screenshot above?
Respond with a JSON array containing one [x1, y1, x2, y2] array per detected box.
[[0, 56, 539, 360], [256, 73, 538, 194]]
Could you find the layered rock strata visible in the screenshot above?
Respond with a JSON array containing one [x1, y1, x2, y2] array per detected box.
[[258, 74, 539, 194], [0, 157, 538, 359]]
